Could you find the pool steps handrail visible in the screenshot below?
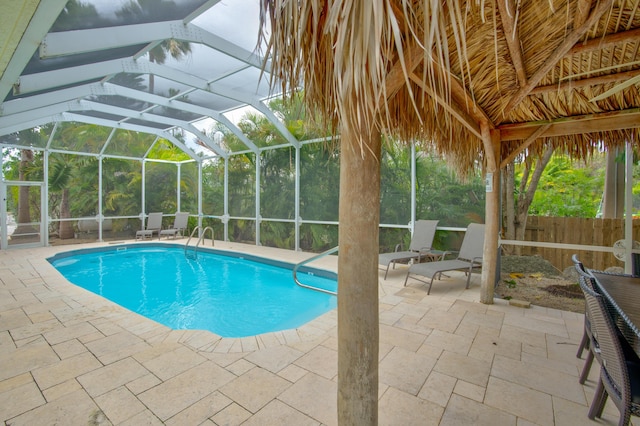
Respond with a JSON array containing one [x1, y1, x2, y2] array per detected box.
[[292, 246, 339, 295], [185, 226, 214, 259]]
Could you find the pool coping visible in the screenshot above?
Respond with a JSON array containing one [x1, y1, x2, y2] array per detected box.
[[47, 242, 338, 280]]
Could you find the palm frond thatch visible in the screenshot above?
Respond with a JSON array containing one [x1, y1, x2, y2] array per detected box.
[[259, 0, 640, 174]]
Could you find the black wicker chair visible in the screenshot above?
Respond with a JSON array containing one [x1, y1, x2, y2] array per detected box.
[[579, 275, 640, 426], [572, 254, 600, 384]]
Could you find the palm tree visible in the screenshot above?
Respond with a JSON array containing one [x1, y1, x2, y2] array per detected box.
[[14, 149, 37, 237], [48, 158, 74, 239], [11, 128, 48, 237]]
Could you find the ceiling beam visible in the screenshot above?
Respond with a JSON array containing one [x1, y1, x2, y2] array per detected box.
[[0, 115, 63, 137], [385, 40, 424, 100], [500, 124, 551, 168], [573, 0, 592, 29], [0, 102, 71, 129], [250, 101, 301, 148], [183, 0, 222, 24], [15, 58, 209, 95], [443, 75, 494, 130], [0, 0, 68, 102], [501, 0, 615, 119], [408, 73, 482, 139], [183, 123, 230, 158], [0, 109, 197, 161], [40, 20, 270, 72], [589, 72, 640, 102], [14, 58, 299, 149], [1, 84, 97, 115], [424, 59, 495, 129], [499, 108, 640, 141], [0, 81, 261, 156], [496, 0, 528, 87], [212, 114, 259, 152], [530, 69, 640, 95], [568, 27, 640, 56], [62, 112, 199, 161], [384, 36, 494, 134], [79, 99, 252, 155], [99, 84, 257, 152]]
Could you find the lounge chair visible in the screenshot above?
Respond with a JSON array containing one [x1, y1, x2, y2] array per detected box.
[[136, 212, 163, 240], [159, 212, 189, 239], [379, 220, 444, 279], [404, 223, 485, 294]]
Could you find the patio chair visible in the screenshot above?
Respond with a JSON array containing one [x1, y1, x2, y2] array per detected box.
[[379, 220, 444, 279], [579, 274, 640, 426], [136, 212, 163, 240], [159, 212, 189, 239], [572, 254, 608, 383], [573, 255, 602, 384], [403, 223, 485, 294]]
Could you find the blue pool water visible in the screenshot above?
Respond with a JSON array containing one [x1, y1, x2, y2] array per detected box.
[[48, 245, 337, 338]]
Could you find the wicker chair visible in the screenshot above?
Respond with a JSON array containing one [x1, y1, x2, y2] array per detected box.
[[572, 254, 600, 384], [579, 275, 640, 426]]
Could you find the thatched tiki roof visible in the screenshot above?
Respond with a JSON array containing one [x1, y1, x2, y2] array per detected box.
[[259, 0, 640, 423]]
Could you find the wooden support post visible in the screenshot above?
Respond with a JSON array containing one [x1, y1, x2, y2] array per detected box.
[[480, 126, 501, 304], [337, 122, 381, 425]]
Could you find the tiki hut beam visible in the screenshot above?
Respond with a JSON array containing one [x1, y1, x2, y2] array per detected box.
[[529, 69, 640, 95], [501, 0, 615, 118], [448, 71, 495, 129], [426, 57, 495, 129], [496, 0, 528, 87], [385, 40, 424, 101], [568, 27, 640, 56], [409, 73, 482, 139], [589, 73, 640, 102], [573, 0, 592, 29], [386, 43, 493, 133], [500, 124, 552, 169], [499, 108, 640, 140]]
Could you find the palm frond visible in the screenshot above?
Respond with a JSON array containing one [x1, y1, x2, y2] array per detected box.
[[48, 161, 72, 192]]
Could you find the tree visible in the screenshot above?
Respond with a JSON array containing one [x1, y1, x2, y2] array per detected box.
[[14, 149, 37, 236], [5, 128, 49, 237], [601, 147, 625, 218], [48, 158, 74, 239], [415, 152, 485, 227], [527, 155, 604, 217], [502, 143, 554, 254], [504, 147, 610, 252]]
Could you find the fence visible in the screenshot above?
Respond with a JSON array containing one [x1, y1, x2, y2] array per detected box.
[[507, 216, 640, 272]]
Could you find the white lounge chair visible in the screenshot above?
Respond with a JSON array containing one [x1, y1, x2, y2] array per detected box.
[[136, 212, 163, 240], [379, 220, 444, 279], [404, 223, 485, 294], [159, 212, 189, 239]]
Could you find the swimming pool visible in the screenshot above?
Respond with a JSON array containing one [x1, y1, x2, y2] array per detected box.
[[48, 245, 337, 338]]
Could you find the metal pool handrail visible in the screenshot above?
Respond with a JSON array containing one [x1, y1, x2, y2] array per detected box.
[[185, 226, 214, 259], [293, 246, 339, 295]]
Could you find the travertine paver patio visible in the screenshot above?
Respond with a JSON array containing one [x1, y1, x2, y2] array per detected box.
[[0, 240, 636, 425]]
